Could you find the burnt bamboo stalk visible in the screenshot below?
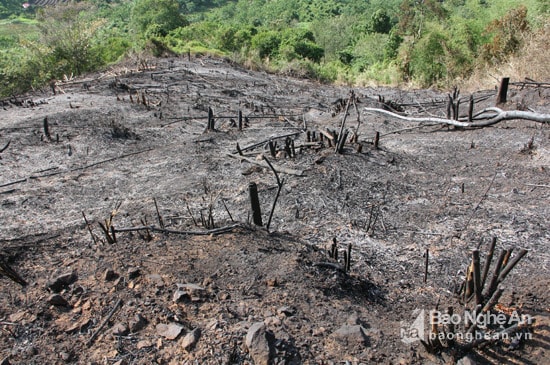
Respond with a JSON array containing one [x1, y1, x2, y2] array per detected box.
[[468, 95, 474, 123], [343, 251, 349, 273], [110, 225, 117, 243], [447, 307, 455, 346], [497, 249, 528, 284], [208, 107, 215, 130], [454, 99, 461, 121], [502, 248, 513, 269], [238, 110, 243, 131], [472, 250, 482, 306], [153, 197, 165, 229], [82, 212, 98, 246], [268, 141, 276, 157], [374, 131, 380, 150], [186, 202, 198, 227], [464, 263, 474, 303], [221, 199, 234, 222], [43, 117, 51, 140], [447, 94, 452, 119], [336, 130, 349, 154], [424, 248, 429, 284], [249, 182, 263, 226], [483, 250, 506, 299], [482, 286, 505, 313], [480, 237, 497, 292], [263, 156, 284, 232], [347, 243, 352, 272], [335, 94, 352, 153], [98, 222, 114, 244]]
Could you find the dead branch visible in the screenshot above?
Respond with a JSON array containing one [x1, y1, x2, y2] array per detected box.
[[235, 131, 302, 153], [114, 223, 243, 236], [263, 156, 285, 232], [87, 298, 122, 347], [364, 107, 550, 128], [0, 140, 10, 154], [226, 153, 304, 176], [364, 107, 470, 127]]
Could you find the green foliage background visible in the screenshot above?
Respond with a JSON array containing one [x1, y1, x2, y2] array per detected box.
[[0, 0, 548, 97]]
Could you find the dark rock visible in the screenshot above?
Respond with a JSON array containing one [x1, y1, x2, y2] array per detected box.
[[48, 272, 78, 293], [129, 314, 147, 332], [128, 267, 140, 280], [47, 294, 70, 307], [103, 269, 119, 281]]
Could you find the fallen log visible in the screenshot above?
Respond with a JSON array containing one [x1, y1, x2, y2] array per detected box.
[[364, 107, 550, 128]]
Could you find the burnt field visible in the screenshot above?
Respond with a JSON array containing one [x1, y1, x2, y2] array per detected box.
[[0, 56, 549, 364]]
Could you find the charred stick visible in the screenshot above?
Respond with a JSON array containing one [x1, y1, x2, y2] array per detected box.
[[153, 197, 165, 229], [497, 249, 528, 284], [82, 212, 98, 246], [472, 250, 482, 306], [483, 250, 506, 299], [87, 298, 122, 347], [480, 237, 496, 291]]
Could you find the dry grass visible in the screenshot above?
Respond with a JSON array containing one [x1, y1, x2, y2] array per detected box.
[[462, 20, 550, 91]]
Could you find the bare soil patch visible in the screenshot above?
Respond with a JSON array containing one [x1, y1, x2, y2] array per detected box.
[[0, 57, 548, 364]]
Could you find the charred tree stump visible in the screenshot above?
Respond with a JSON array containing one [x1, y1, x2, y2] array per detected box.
[[496, 77, 510, 105], [43, 117, 51, 141], [207, 107, 215, 131], [238, 110, 243, 131], [248, 182, 263, 226]]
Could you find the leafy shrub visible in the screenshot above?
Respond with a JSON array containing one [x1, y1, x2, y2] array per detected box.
[[251, 30, 281, 59]]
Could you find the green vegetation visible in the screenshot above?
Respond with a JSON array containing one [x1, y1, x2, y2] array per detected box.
[[1, 0, 548, 97]]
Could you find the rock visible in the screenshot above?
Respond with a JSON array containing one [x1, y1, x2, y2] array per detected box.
[[47, 294, 70, 307], [181, 328, 201, 351], [146, 274, 165, 288], [104, 269, 119, 282], [245, 322, 275, 365], [111, 322, 129, 336], [172, 290, 189, 303], [156, 323, 184, 340], [128, 267, 140, 280], [129, 314, 147, 332], [457, 355, 477, 365], [174, 283, 205, 302], [59, 351, 71, 362], [331, 325, 369, 347], [48, 272, 78, 293], [277, 306, 296, 317], [137, 340, 153, 350]]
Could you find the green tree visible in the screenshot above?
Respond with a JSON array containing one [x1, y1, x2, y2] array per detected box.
[[370, 9, 392, 34], [36, 2, 105, 75], [131, 0, 187, 38]]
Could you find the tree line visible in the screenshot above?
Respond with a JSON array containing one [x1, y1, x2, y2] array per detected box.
[[0, 0, 548, 97]]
